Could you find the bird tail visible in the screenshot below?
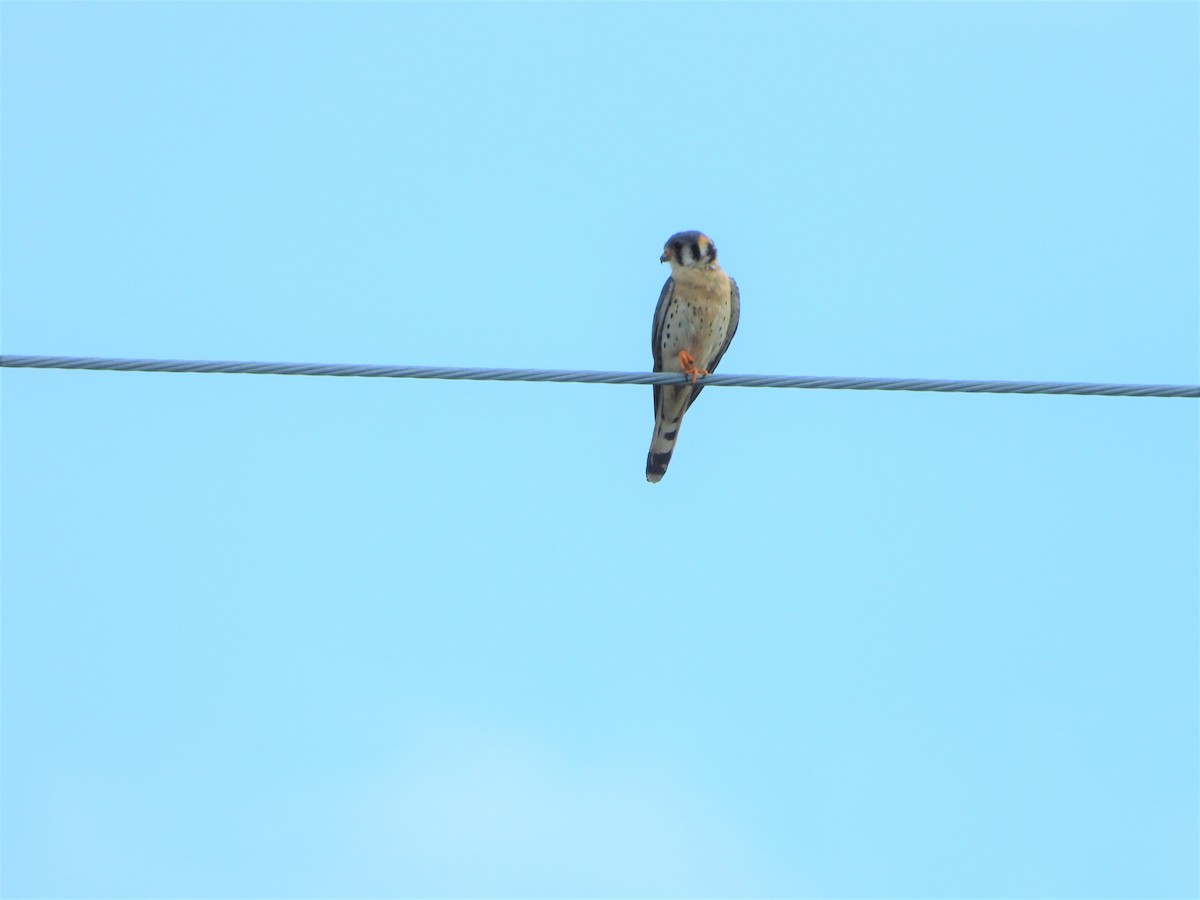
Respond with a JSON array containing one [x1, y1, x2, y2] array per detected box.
[[645, 386, 689, 483]]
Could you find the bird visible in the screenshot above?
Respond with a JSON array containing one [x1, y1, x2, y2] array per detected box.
[[646, 230, 740, 482]]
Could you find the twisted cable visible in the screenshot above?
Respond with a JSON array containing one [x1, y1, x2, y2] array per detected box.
[[1, 354, 1197, 398]]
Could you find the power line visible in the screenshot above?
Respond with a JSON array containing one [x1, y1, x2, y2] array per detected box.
[[1, 354, 1197, 398]]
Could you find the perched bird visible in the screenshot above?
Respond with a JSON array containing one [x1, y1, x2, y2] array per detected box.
[[646, 230, 740, 482]]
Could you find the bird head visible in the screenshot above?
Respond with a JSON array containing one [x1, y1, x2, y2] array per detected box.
[[660, 231, 718, 269]]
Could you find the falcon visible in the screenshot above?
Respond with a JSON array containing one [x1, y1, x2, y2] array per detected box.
[[646, 230, 740, 483]]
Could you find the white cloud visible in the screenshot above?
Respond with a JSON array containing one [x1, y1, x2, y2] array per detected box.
[[332, 718, 785, 897]]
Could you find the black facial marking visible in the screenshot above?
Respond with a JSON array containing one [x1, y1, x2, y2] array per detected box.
[[663, 430, 677, 441]]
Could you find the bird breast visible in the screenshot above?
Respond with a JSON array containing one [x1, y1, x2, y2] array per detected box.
[[661, 274, 733, 368]]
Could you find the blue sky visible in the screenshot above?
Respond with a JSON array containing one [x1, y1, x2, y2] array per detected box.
[[2, 2, 1197, 897]]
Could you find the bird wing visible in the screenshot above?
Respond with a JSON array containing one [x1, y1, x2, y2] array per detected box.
[[650, 276, 676, 418], [707, 276, 740, 372], [685, 276, 740, 411]]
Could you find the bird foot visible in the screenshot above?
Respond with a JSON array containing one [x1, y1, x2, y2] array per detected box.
[[678, 350, 708, 384]]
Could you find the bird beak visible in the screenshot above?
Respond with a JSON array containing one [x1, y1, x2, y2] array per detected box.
[[659, 250, 671, 263]]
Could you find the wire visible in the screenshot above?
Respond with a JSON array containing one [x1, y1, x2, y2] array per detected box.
[[1, 354, 1197, 398]]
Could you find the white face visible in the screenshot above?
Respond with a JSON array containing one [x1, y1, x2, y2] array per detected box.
[[661, 232, 717, 268]]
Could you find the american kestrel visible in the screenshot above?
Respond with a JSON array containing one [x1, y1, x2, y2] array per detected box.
[[646, 230, 740, 483]]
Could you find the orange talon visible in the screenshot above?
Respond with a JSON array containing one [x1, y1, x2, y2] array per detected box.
[[678, 350, 708, 384]]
